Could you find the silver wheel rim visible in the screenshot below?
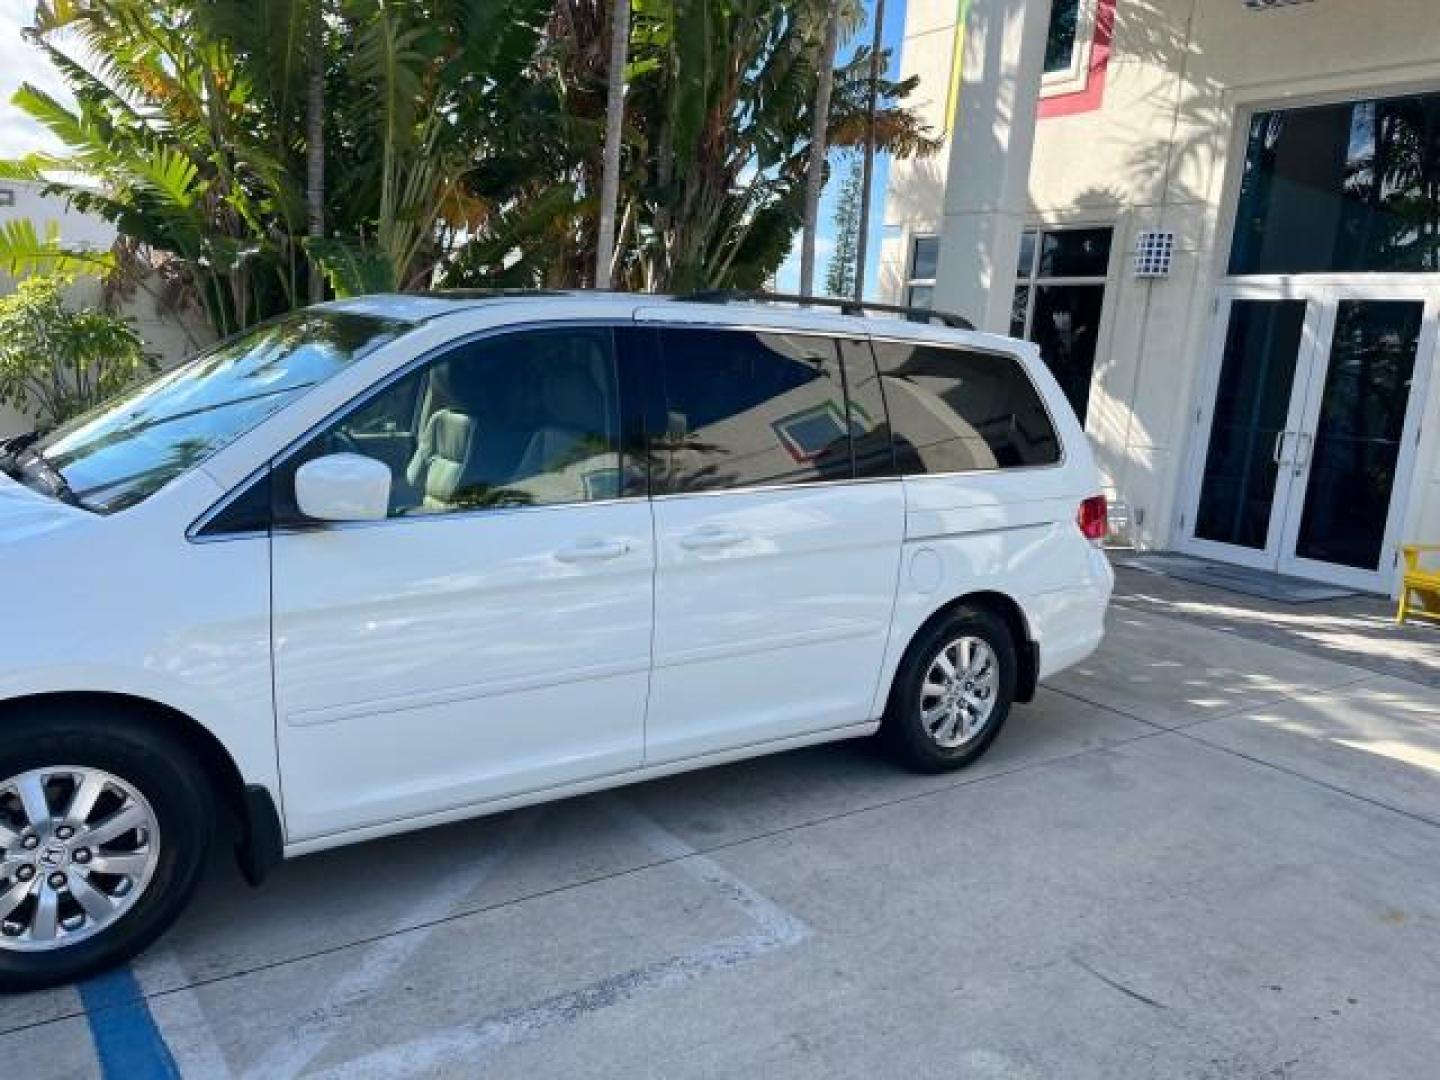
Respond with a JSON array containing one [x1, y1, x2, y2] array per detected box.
[[920, 636, 1000, 749], [0, 766, 161, 953]]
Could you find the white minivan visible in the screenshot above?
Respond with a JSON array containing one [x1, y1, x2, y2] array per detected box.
[[0, 292, 1111, 989]]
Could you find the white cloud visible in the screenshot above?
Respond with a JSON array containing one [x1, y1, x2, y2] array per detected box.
[[0, 0, 75, 158]]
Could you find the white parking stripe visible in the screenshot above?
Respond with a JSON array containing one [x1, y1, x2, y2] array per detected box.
[[138, 951, 232, 1079], [306, 797, 810, 1078], [239, 808, 543, 1080]]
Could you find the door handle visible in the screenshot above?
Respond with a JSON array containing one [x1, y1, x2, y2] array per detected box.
[[679, 526, 747, 551], [1293, 432, 1313, 471], [555, 538, 631, 564], [1272, 430, 1292, 465]]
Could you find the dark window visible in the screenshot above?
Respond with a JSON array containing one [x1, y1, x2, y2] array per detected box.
[[911, 236, 940, 280], [1231, 92, 1440, 275], [1017, 230, 1038, 277], [874, 342, 1061, 474], [1012, 226, 1111, 424], [197, 468, 273, 537], [280, 327, 627, 520], [838, 338, 896, 479], [1044, 0, 1082, 74], [1029, 284, 1105, 424], [652, 329, 852, 494], [1037, 228, 1112, 277]]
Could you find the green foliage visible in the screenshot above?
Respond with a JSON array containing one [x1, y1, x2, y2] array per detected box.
[[303, 238, 397, 298], [6, 0, 940, 319], [0, 219, 115, 278], [0, 273, 155, 426], [825, 155, 863, 298]]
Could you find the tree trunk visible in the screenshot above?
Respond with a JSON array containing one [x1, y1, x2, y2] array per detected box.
[[853, 0, 885, 302], [595, 0, 630, 290], [306, 0, 326, 305], [799, 3, 842, 298]]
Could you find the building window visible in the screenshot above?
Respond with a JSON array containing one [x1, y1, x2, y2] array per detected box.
[[905, 236, 939, 309], [1230, 91, 1440, 276], [1012, 227, 1112, 425], [1044, 0, 1082, 75]]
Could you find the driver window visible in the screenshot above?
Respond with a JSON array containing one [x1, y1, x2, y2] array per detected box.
[[295, 327, 627, 518]]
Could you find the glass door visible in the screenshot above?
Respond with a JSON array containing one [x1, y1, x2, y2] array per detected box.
[[1280, 291, 1436, 590], [1184, 293, 1323, 571], [1183, 286, 1437, 591]]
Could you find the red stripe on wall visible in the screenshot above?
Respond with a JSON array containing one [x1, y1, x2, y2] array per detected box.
[[1038, 0, 1117, 120]]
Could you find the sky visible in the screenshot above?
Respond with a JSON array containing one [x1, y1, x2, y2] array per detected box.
[[0, 0, 69, 159], [773, 0, 907, 299], [0, 0, 907, 298]]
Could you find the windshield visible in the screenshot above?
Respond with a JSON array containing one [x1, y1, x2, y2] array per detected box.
[[13, 310, 411, 514]]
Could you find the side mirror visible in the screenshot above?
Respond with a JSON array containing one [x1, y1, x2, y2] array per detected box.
[[294, 453, 392, 522]]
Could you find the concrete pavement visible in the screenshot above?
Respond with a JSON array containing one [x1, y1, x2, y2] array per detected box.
[[4, 603, 1440, 1078]]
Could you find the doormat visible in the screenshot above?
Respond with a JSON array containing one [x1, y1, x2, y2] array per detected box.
[[1118, 553, 1360, 603]]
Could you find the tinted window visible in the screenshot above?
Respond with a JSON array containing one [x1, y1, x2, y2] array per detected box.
[[911, 236, 940, 280], [1029, 283, 1104, 424], [1231, 93, 1440, 275], [652, 329, 852, 494], [282, 327, 627, 519], [873, 342, 1061, 473], [1044, 0, 1081, 74], [1037, 228, 1111, 277], [838, 338, 895, 479]]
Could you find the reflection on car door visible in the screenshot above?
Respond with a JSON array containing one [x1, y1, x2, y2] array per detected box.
[[271, 327, 654, 839], [643, 326, 904, 764]]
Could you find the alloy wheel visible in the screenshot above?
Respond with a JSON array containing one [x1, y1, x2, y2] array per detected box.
[[918, 636, 1000, 749], [0, 766, 161, 952]]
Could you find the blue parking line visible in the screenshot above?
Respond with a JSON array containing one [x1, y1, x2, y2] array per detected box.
[[78, 966, 179, 1080]]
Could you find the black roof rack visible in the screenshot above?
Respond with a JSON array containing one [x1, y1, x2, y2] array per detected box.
[[678, 289, 975, 331]]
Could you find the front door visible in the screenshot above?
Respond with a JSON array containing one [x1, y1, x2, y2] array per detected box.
[[272, 326, 653, 840], [1184, 286, 1437, 591]]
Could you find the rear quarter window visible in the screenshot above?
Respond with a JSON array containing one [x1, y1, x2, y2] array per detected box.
[[872, 341, 1061, 474]]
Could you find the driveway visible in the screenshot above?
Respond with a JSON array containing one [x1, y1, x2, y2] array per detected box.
[[4, 597, 1440, 1078]]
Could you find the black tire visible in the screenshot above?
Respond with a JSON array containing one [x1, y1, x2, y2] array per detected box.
[[0, 707, 213, 993], [881, 605, 1018, 773]]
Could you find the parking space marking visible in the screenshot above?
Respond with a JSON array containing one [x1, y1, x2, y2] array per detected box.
[[138, 951, 233, 1079], [298, 797, 809, 1078], [78, 966, 180, 1080], [241, 808, 544, 1080]]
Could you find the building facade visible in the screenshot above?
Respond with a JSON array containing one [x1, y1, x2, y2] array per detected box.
[[879, 0, 1440, 595]]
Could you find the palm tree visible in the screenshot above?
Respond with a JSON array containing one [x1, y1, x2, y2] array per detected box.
[[1, 0, 315, 334], [594, 0, 631, 288], [618, 0, 935, 293], [799, 1, 843, 297], [307, 0, 326, 304], [853, 0, 886, 301]]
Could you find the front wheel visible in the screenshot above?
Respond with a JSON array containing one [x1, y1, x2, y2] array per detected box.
[[881, 606, 1018, 773], [0, 710, 213, 992]]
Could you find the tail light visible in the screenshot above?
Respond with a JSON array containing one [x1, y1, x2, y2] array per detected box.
[[1077, 494, 1108, 546]]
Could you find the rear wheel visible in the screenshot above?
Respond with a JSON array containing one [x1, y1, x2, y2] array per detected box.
[[0, 710, 212, 992], [882, 606, 1018, 773]]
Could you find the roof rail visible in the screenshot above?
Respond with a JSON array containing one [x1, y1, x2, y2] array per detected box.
[[677, 289, 975, 331]]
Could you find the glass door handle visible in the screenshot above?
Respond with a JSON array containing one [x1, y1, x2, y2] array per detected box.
[[1293, 432, 1313, 470], [1272, 430, 1292, 465]]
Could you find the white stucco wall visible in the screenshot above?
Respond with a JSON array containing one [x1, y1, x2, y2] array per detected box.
[[0, 179, 211, 438]]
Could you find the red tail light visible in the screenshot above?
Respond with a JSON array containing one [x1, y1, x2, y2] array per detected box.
[[1077, 494, 1108, 545]]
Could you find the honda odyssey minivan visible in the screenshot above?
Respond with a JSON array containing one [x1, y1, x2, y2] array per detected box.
[[0, 292, 1111, 989]]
